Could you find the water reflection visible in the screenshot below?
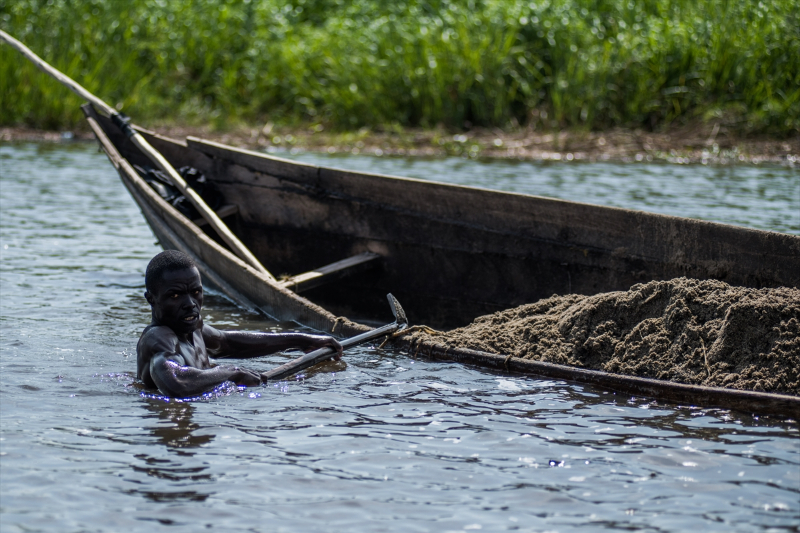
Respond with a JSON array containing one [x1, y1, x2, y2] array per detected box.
[[143, 401, 213, 452], [124, 402, 215, 504], [124, 484, 211, 504]]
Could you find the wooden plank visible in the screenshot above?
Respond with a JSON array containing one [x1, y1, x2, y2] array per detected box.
[[280, 252, 382, 293], [192, 135, 798, 326], [192, 204, 238, 227]]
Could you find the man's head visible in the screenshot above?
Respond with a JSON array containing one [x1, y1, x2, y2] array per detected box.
[[144, 250, 203, 335], [145, 250, 197, 294]]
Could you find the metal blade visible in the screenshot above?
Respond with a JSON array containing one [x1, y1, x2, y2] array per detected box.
[[387, 293, 407, 326]]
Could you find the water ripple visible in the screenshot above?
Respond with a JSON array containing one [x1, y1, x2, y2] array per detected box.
[[0, 143, 797, 532]]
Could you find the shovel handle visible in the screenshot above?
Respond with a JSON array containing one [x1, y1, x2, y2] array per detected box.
[[261, 321, 403, 381]]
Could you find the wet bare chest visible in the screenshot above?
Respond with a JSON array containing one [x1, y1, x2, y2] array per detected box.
[[175, 330, 212, 369]]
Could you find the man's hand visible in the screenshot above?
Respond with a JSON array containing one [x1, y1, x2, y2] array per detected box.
[[303, 335, 344, 360], [227, 365, 262, 386]]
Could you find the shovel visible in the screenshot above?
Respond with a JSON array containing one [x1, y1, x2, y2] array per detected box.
[[261, 293, 408, 381]]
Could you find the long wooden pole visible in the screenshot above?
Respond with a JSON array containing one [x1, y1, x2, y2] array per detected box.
[[0, 29, 275, 281]]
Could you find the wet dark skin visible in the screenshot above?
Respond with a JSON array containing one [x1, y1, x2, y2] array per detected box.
[[136, 267, 342, 397]]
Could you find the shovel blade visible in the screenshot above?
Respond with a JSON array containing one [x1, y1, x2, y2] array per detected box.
[[387, 293, 407, 326]]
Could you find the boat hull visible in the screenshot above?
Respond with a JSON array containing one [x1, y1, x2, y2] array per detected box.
[[83, 104, 800, 414], [90, 112, 800, 328]]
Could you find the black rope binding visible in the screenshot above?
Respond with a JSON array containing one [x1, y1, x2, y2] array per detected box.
[[110, 112, 135, 138]]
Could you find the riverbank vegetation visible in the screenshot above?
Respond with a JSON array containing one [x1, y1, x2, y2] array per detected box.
[[2, 0, 798, 136]]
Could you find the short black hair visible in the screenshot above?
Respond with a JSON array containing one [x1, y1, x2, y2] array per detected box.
[[145, 250, 197, 293]]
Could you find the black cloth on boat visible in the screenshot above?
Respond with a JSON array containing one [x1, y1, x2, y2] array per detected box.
[[134, 165, 223, 220]]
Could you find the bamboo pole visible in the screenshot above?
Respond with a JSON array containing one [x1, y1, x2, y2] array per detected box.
[[0, 29, 275, 281]]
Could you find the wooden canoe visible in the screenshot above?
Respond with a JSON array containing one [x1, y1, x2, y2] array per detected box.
[[82, 104, 800, 415]]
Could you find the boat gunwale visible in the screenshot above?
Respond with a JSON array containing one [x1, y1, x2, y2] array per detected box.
[[397, 338, 800, 417]]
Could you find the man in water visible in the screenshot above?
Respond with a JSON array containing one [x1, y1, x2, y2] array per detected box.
[[137, 250, 342, 397]]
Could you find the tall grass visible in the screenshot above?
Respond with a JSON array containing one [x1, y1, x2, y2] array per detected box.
[[2, 0, 798, 134]]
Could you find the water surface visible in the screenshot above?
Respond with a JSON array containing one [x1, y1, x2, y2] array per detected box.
[[1, 143, 798, 532]]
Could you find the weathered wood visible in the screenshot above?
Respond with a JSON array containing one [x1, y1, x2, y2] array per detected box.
[[192, 204, 238, 227], [81, 109, 273, 279], [181, 136, 799, 295], [178, 159, 798, 325], [279, 252, 382, 293], [187, 137, 320, 183], [127, 132, 274, 280]]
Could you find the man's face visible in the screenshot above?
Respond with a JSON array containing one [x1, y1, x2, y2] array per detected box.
[[146, 267, 204, 336]]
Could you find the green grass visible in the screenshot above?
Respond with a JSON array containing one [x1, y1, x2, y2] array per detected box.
[[2, 0, 798, 135]]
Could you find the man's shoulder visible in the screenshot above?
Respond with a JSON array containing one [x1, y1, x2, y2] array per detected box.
[[138, 325, 179, 354], [140, 324, 179, 339], [136, 325, 180, 382]]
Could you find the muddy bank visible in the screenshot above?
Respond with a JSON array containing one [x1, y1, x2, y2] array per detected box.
[[2, 123, 797, 166], [406, 278, 800, 396]]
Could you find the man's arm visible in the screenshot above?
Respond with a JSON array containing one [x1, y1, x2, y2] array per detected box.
[[139, 326, 261, 397], [203, 325, 343, 359], [149, 353, 261, 397]]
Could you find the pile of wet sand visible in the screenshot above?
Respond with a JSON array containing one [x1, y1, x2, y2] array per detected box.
[[407, 278, 800, 395]]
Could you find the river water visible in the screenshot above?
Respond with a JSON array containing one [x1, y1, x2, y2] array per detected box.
[[1, 142, 798, 532]]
